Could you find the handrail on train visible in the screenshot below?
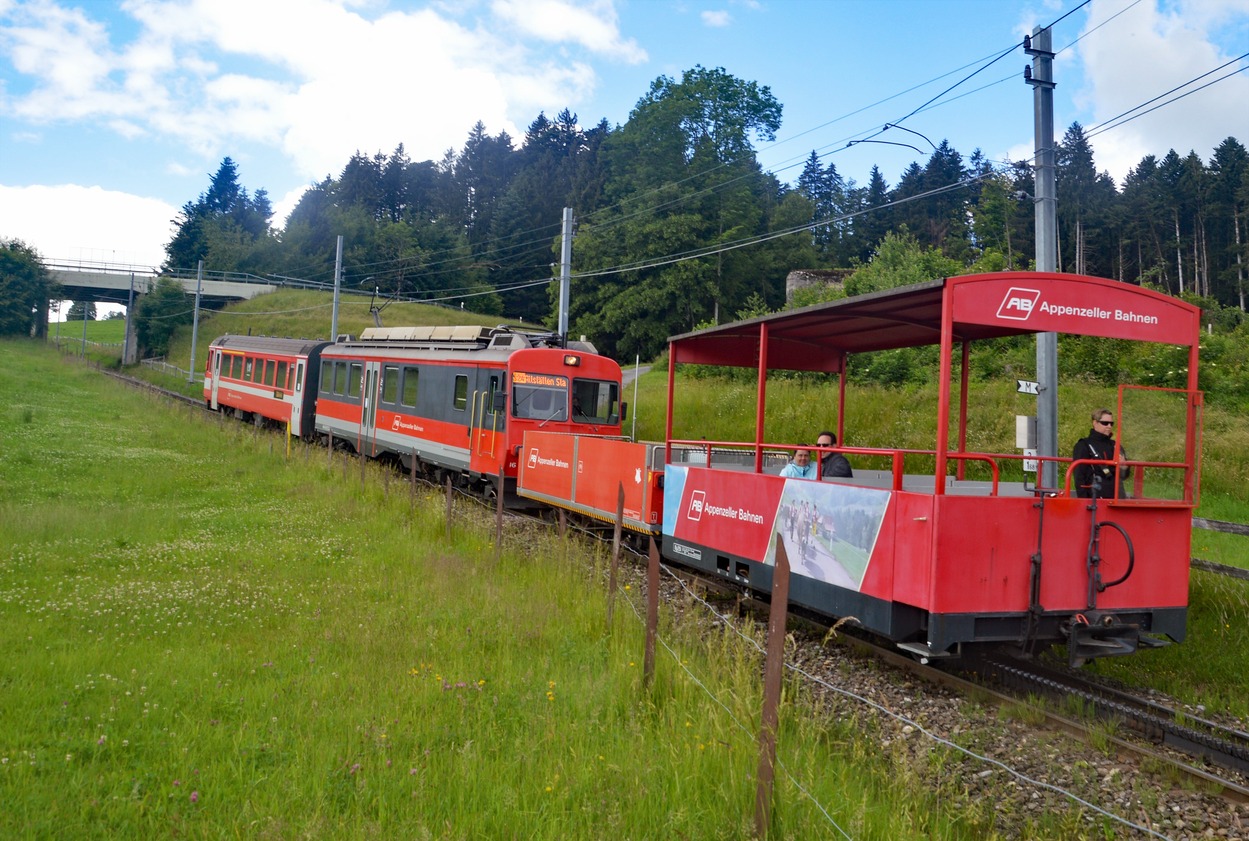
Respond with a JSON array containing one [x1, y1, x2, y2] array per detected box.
[[667, 438, 1193, 501]]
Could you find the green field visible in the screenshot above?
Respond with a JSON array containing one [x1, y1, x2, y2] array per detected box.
[[4, 340, 1055, 839]]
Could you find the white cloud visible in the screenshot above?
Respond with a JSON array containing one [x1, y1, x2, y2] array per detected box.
[[0, 184, 175, 267], [701, 10, 731, 27], [491, 0, 646, 61], [1074, 0, 1249, 183], [2, 0, 645, 190]]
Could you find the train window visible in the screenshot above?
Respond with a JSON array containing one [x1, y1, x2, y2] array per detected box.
[[332, 361, 346, 395], [348, 363, 363, 398], [277, 361, 288, 390], [244, 357, 254, 381], [263, 360, 276, 387], [487, 375, 500, 414], [401, 368, 419, 407], [320, 360, 333, 394], [572, 379, 621, 424], [382, 366, 399, 404], [231, 355, 242, 379], [453, 375, 468, 411], [512, 372, 569, 422]]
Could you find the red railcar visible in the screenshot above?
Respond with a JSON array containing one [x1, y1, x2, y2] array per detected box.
[[205, 335, 331, 438], [522, 272, 1203, 663], [314, 326, 624, 499]]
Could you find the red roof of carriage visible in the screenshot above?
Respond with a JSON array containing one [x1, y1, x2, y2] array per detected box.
[[667, 272, 1201, 373]]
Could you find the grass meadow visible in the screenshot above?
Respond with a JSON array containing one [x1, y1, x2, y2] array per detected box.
[[0, 339, 1063, 840]]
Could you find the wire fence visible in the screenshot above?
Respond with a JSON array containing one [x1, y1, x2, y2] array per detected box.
[[141, 356, 202, 383]]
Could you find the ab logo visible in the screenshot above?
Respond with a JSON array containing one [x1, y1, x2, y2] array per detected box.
[[688, 490, 705, 522], [996, 287, 1041, 321], [527, 448, 539, 469]]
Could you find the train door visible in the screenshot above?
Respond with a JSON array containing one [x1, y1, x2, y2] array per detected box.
[[361, 361, 382, 456], [470, 370, 504, 470], [291, 360, 305, 436], [209, 350, 222, 409]]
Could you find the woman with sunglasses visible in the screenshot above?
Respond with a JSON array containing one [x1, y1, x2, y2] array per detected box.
[[1072, 408, 1131, 499]]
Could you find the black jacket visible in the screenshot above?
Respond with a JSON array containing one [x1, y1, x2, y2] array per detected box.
[[820, 452, 853, 479], [1072, 428, 1128, 498]]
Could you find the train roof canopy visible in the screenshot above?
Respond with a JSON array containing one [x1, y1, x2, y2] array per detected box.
[[668, 272, 1202, 373]]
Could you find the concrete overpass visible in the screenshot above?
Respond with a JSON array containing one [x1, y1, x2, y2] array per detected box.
[[48, 260, 284, 309]]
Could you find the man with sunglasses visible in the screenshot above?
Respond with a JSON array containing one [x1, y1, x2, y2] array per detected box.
[[1072, 408, 1130, 499]]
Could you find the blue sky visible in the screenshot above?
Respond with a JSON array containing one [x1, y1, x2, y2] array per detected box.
[[1, 0, 1247, 274]]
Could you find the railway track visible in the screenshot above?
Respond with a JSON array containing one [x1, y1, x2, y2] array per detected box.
[[975, 656, 1249, 783]]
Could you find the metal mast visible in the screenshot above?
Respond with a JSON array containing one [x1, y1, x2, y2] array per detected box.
[[1026, 26, 1059, 489]]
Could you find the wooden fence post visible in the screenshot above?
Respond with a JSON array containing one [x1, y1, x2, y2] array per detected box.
[[755, 536, 791, 839], [445, 473, 454, 540], [495, 468, 505, 563], [643, 537, 660, 688], [608, 482, 623, 631]]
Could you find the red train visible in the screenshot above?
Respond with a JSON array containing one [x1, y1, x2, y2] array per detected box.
[[517, 272, 1204, 664], [205, 326, 625, 500]]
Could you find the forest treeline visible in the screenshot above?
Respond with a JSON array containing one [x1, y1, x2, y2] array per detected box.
[[159, 66, 1249, 365]]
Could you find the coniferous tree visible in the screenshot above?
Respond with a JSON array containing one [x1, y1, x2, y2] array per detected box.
[[1209, 138, 1249, 308], [163, 157, 277, 275]]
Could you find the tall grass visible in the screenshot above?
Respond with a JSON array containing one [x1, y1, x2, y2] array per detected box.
[[6, 340, 1093, 839]]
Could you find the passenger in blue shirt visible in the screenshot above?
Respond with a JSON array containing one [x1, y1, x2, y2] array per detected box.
[[780, 446, 817, 479]]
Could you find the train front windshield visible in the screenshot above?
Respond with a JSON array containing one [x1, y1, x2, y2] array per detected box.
[[572, 379, 620, 423], [512, 372, 570, 422]]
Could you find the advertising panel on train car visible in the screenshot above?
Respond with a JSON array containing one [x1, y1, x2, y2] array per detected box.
[[573, 436, 649, 522], [951, 273, 1198, 344], [518, 433, 576, 500], [664, 466, 892, 592]]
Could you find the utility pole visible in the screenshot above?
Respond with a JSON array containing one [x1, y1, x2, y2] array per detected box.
[[80, 297, 89, 356], [1026, 25, 1059, 489], [123, 272, 136, 365], [558, 207, 573, 345], [188, 260, 203, 383], [331, 235, 344, 340]]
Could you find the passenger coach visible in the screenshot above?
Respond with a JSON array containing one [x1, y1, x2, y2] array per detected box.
[[204, 335, 331, 438]]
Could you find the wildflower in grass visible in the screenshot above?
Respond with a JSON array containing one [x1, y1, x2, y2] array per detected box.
[[65, 754, 72, 762], [190, 791, 199, 803]]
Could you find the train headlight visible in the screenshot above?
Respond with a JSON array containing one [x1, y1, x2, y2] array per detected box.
[[563, 354, 581, 366]]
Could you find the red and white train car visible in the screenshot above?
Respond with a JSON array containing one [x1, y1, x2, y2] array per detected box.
[[522, 272, 1204, 663], [204, 335, 331, 438], [314, 326, 625, 498]]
